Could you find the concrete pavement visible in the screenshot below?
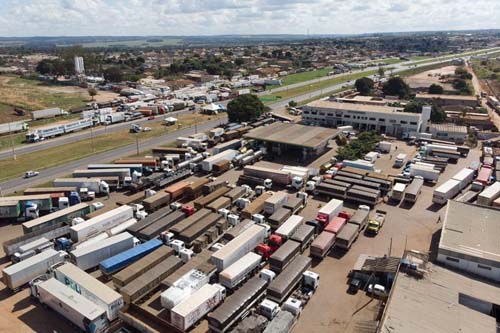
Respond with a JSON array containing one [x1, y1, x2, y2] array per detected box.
[[0, 117, 226, 195]]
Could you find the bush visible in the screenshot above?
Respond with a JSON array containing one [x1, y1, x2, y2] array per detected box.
[[428, 84, 443, 94], [336, 131, 382, 161]]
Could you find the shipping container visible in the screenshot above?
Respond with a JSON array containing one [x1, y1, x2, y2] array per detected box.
[[112, 246, 174, 288], [194, 187, 230, 210], [432, 179, 461, 205], [137, 210, 185, 240], [99, 239, 163, 275], [178, 213, 221, 246], [269, 240, 301, 273], [53, 263, 123, 321], [70, 205, 134, 242], [22, 203, 91, 234], [310, 231, 336, 259], [268, 208, 292, 229], [207, 276, 267, 333], [2, 249, 67, 291], [477, 182, 500, 206], [70, 233, 135, 270], [211, 224, 266, 271], [241, 192, 273, 219], [33, 278, 108, 333], [121, 255, 183, 304], [267, 255, 312, 303], [143, 191, 171, 212], [170, 284, 226, 331], [219, 252, 261, 289]]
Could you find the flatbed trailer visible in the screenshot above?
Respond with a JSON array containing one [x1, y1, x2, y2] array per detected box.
[[267, 255, 311, 304]]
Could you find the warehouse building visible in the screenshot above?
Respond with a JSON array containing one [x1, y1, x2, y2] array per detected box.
[[416, 93, 479, 107], [302, 100, 430, 137], [437, 200, 500, 281], [379, 251, 500, 333], [429, 123, 468, 144], [244, 122, 339, 160]]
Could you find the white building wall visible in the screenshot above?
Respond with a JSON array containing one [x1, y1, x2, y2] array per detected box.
[[437, 253, 500, 281]]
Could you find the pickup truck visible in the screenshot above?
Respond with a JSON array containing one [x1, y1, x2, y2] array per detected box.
[[365, 210, 386, 236]]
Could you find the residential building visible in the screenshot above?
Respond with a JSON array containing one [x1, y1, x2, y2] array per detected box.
[[302, 100, 430, 136]]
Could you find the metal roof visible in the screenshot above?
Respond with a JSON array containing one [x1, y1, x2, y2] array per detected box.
[[244, 122, 339, 149]]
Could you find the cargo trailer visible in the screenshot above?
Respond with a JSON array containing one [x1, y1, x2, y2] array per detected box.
[[213, 160, 231, 176], [0, 194, 53, 213], [275, 215, 303, 240], [476, 166, 493, 186], [2, 248, 67, 291], [115, 158, 158, 168], [169, 208, 211, 235], [32, 278, 108, 333], [451, 168, 475, 190], [269, 240, 301, 273], [207, 276, 267, 333], [243, 166, 291, 185], [290, 224, 315, 253], [70, 205, 134, 242], [22, 203, 91, 234], [170, 284, 226, 331], [137, 210, 185, 240], [126, 206, 172, 236], [324, 216, 347, 235], [211, 224, 266, 271], [268, 207, 292, 229], [267, 255, 312, 304], [455, 190, 479, 203], [432, 179, 461, 205], [201, 150, 238, 172], [112, 246, 174, 288], [0, 200, 21, 220], [53, 263, 123, 321], [185, 178, 210, 199], [409, 164, 440, 182], [161, 269, 210, 310], [264, 192, 288, 215], [348, 206, 370, 230], [24, 187, 77, 196], [53, 178, 110, 195], [334, 175, 381, 191], [335, 223, 362, 250], [72, 169, 131, 182], [404, 177, 424, 203], [212, 139, 242, 155], [391, 183, 406, 202], [121, 256, 183, 304], [314, 182, 348, 199], [477, 182, 500, 206], [162, 250, 214, 288], [0, 120, 28, 135], [222, 219, 255, 241], [310, 231, 336, 259], [241, 192, 273, 219], [282, 196, 304, 214], [99, 238, 163, 275], [178, 213, 221, 246], [223, 186, 247, 202], [207, 196, 231, 212], [219, 252, 261, 289], [3, 223, 69, 256], [315, 198, 343, 228], [143, 191, 171, 212], [70, 233, 135, 270], [193, 187, 230, 210], [88, 164, 143, 174]]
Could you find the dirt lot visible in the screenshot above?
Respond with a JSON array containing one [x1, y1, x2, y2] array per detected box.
[[405, 65, 457, 91], [0, 139, 480, 333]]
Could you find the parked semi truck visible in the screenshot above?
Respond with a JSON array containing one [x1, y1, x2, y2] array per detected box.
[[30, 278, 108, 333], [219, 252, 261, 289], [53, 178, 110, 195], [403, 177, 424, 203], [161, 269, 210, 310], [432, 179, 461, 205], [315, 198, 343, 228], [267, 255, 312, 304]]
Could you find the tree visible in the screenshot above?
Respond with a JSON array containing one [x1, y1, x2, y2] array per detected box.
[[87, 87, 97, 101], [382, 77, 410, 98], [288, 100, 297, 108], [336, 131, 381, 161], [234, 58, 244, 66], [354, 77, 374, 95], [428, 84, 444, 94], [378, 67, 385, 78], [404, 100, 446, 123], [103, 66, 123, 82], [36, 59, 55, 75], [227, 94, 264, 122]]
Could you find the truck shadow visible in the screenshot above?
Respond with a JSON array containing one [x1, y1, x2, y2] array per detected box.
[[428, 228, 442, 262], [426, 203, 443, 213], [398, 201, 414, 210], [18, 304, 76, 333], [0, 286, 13, 301]]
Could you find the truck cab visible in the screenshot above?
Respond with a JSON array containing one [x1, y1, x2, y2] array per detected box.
[[259, 299, 280, 320], [264, 179, 273, 189], [55, 237, 73, 251], [68, 192, 81, 205], [58, 197, 69, 209], [131, 204, 148, 220], [24, 202, 39, 220], [291, 176, 304, 190], [302, 271, 320, 293], [366, 210, 386, 236], [283, 297, 303, 317]]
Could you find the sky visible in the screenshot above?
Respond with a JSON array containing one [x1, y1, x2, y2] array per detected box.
[[0, 0, 499, 37]]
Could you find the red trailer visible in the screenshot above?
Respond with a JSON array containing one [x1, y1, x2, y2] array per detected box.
[[324, 216, 347, 235], [476, 166, 492, 186]]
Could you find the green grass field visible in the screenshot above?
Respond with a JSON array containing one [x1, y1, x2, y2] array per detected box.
[[406, 47, 500, 67], [379, 58, 405, 65], [280, 68, 333, 86], [409, 55, 432, 61], [261, 70, 377, 103]]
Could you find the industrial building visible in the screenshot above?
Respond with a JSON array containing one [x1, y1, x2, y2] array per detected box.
[[244, 122, 339, 160], [416, 93, 479, 107], [429, 123, 468, 143], [379, 252, 500, 333], [437, 200, 500, 281], [302, 100, 430, 136]]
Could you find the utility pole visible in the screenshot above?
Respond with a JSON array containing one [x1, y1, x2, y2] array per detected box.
[[135, 133, 139, 156], [389, 237, 393, 257], [8, 122, 16, 160], [90, 125, 95, 152]]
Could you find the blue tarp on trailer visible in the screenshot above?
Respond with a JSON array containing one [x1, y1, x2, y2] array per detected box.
[[99, 238, 163, 275]]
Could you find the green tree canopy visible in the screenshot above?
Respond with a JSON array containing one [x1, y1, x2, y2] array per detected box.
[[336, 131, 382, 161], [354, 77, 374, 95], [428, 84, 444, 94], [382, 77, 410, 98], [404, 100, 446, 123], [227, 94, 265, 122], [103, 66, 123, 82]]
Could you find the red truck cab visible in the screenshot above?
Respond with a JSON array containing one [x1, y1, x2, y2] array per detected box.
[[256, 234, 284, 260]]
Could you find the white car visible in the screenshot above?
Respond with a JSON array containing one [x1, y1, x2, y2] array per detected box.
[[24, 170, 39, 178], [142, 127, 152, 132], [367, 284, 387, 297], [91, 202, 104, 210]]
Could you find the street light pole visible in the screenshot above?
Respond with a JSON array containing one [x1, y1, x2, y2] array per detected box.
[[8, 122, 16, 160], [135, 133, 139, 156], [90, 125, 95, 152]]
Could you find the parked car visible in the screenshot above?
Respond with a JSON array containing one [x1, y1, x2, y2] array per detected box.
[[142, 127, 152, 132], [348, 278, 362, 294], [24, 170, 39, 178], [367, 284, 387, 297]]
